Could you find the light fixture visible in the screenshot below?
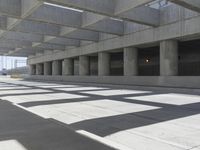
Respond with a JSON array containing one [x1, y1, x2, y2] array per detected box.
[[44, 2, 83, 12], [145, 59, 150, 63]]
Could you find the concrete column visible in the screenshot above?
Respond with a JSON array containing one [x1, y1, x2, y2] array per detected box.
[[79, 56, 89, 75], [29, 64, 36, 75], [124, 47, 138, 76], [160, 40, 178, 76], [44, 62, 52, 75], [52, 60, 62, 75], [36, 63, 43, 75], [98, 52, 110, 76], [62, 58, 73, 75]]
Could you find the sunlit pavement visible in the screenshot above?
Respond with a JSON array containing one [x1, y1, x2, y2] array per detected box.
[[0, 76, 200, 150]]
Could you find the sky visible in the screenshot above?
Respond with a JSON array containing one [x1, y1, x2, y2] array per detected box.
[[0, 56, 27, 71]]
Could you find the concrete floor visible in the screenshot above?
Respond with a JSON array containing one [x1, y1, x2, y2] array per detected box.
[[0, 77, 200, 150]]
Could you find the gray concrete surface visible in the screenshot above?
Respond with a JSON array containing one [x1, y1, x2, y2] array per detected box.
[[27, 75, 200, 89], [0, 78, 116, 150], [0, 77, 200, 150], [160, 40, 178, 76], [62, 58, 73, 76], [124, 47, 138, 76]]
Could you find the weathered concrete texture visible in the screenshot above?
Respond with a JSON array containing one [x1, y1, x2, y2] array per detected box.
[[44, 61, 52, 75], [29, 64, 36, 75], [160, 40, 178, 76], [124, 47, 138, 76], [170, 0, 200, 13], [0, 99, 115, 149], [79, 56, 89, 76], [62, 58, 73, 76], [0, 0, 199, 57], [52, 60, 62, 76], [98, 52, 110, 76], [27, 75, 200, 89], [27, 5, 200, 64], [35, 63, 43, 75]]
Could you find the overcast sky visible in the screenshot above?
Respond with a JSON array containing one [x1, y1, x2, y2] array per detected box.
[[0, 56, 27, 71]]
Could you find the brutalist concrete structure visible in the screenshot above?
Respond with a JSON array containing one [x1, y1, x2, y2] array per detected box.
[[1, 0, 200, 88]]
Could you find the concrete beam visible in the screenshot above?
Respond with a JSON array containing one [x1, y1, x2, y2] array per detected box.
[[7, 47, 39, 56], [115, 0, 154, 14], [13, 20, 61, 36], [0, 0, 21, 17], [21, 0, 43, 17], [28, 3, 82, 27], [61, 27, 99, 41], [118, 6, 160, 26], [0, 47, 14, 51], [2, 31, 44, 42], [8, 52, 32, 57], [44, 36, 80, 46], [82, 12, 124, 35], [6, 17, 21, 30], [8, 48, 37, 57], [19, 47, 45, 53], [0, 39, 32, 49], [115, 0, 159, 26], [34, 43, 66, 50], [0, 47, 14, 54], [42, 0, 116, 15], [170, 0, 200, 13], [26, 2, 124, 35], [0, 0, 42, 18], [41, 0, 158, 26], [0, 0, 44, 55]]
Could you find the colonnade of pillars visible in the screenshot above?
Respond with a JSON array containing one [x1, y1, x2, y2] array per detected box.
[[30, 40, 178, 76]]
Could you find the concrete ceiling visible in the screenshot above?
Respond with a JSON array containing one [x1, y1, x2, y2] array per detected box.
[[0, 0, 199, 57]]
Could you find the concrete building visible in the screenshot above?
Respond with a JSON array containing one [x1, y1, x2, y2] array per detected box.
[[1, 0, 200, 88]]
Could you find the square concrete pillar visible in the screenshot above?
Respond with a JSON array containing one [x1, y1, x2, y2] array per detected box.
[[98, 52, 110, 76], [62, 58, 73, 75], [124, 47, 138, 76], [36, 63, 43, 75], [52, 60, 62, 75], [44, 62, 52, 75], [79, 56, 89, 76], [160, 40, 178, 76], [29, 64, 36, 75]]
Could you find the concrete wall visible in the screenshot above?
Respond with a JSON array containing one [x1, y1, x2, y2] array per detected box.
[[26, 75, 200, 89]]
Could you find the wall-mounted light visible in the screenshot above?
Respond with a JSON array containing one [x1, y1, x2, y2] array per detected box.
[[145, 59, 150, 63]]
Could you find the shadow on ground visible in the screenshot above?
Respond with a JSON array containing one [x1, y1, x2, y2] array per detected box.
[[0, 100, 115, 150]]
